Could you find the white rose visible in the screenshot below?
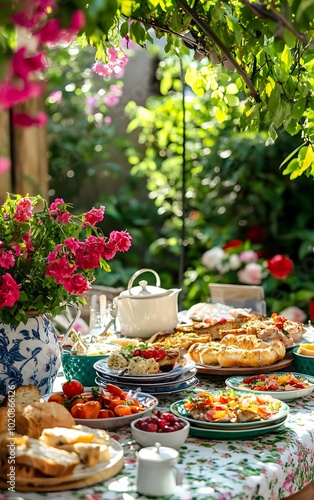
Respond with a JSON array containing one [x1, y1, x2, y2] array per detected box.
[[201, 247, 226, 270], [279, 307, 306, 323], [229, 254, 241, 270], [237, 262, 263, 285]]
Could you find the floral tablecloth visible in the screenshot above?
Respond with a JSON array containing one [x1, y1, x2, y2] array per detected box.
[[1, 372, 314, 500]]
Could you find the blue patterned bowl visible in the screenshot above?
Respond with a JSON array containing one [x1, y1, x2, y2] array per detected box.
[[293, 347, 314, 376]]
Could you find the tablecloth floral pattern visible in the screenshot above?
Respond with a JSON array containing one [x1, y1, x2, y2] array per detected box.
[[1, 374, 314, 500]]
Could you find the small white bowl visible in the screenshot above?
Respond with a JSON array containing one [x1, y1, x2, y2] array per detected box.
[[131, 415, 190, 448]]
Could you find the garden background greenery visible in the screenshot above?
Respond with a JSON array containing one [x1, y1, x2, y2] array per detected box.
[[45, 43, 314, 319]]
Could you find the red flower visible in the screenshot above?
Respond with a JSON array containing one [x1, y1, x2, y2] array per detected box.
[[309, 302, 314, 322], [245, 225, 265, 244], [223, 240, 243, 251], [267, 255, 293, 279]]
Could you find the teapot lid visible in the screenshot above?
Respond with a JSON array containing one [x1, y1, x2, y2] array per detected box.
[[119, 269, 173, 298], [120, 280, 171, 298], [138, 442, 178, 463]]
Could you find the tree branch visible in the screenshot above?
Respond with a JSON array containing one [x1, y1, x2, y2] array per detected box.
[[176, 0, 260, 102], [240, 0, 306, 42]]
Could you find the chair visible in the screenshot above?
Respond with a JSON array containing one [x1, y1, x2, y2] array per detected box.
[[80, 284, 124, 324], [208, 283, 267, 315]]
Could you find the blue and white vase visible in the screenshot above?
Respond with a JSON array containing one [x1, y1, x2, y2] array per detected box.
[[0, 314, 61, 397]]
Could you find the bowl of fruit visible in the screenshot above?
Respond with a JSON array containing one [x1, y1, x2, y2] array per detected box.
[[131, 410, 190, 448]]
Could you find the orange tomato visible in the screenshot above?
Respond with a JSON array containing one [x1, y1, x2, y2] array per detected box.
[[81, 400, 101, 419], [114, 404, 132, 416], [70, 396, 86, 409], [70, 403, 85, 419], [98, 409, 115, 419], [105, 383, 123, 396], [47, 393, 65, 404], [108, 398, 126, 411], [120, 391, 130, 400], [128, 405, 140, 414]]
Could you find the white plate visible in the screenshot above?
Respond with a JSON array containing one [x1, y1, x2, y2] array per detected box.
[[95, 367, 198, 387], [94, 358, 195, 382], [14, 438, 123, 486], [95, 374, 199, 395], [42, 391, 158, 429], [225, 372, 314, 401]]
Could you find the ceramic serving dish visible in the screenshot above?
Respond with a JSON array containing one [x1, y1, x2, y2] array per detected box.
[[225, 372, 314, 401]]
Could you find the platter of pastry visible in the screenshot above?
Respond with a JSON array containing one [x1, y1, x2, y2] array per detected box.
[[195, 356, 293, 375], [146, 310, 305, 374]]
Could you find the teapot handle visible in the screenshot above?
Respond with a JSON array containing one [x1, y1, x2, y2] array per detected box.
[[128, 268, 161, 293]]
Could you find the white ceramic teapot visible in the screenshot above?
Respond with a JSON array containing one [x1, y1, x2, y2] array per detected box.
[[114, 268, 181, 338], [136, 442, 182, 496]]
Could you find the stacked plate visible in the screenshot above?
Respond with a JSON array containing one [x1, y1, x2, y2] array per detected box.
[[170, 392, 290, 440], [94, 358, 198, 395]]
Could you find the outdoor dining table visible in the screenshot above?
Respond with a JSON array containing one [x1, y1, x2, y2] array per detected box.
[[1, 369, 314, 500]]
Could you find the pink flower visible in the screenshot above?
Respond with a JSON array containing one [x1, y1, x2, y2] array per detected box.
[[63, 273, 90, 294], [0, 80, 43, 109], [0, 274, 20, 308], [12, 47, 47, 81], [0, 157, 11, 175], [75, 237, 107, 269], [35, 18, 61, 44], [92, 62, 112, 77], [69, 10, 85, 32], [102, 241, 117, 260], [11, 1, 56, 30], [103, 94, 120, 107], [64, 238, 80, 253], [48, 90, 63, 104], [82, 206, 105, 227], [45, 254, 77, 283], [109, 230, 132, 252], [279, 307, 306, 323], [239, 250, 258, 263], [12, 111, 48, 127], [237, 262, 263, 285], [57, 212, 71, 223], [49, 198, 65, 213], [0, 250, 15, 269], [14, 198, 33, 222]]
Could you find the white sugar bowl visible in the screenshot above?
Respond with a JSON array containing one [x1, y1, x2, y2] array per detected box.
[[136, 442, 182, 497]]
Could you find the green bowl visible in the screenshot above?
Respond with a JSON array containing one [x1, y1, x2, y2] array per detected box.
[[292, 346, 314, 376], [61, 349, 108, 386]]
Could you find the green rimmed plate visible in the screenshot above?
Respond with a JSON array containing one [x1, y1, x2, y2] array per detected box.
[[189, 419, 288, 440], [225, 372, 314, 401], [170, 392, 289, 430]]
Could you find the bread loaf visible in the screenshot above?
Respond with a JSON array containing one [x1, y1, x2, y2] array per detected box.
[[217, 341, 286, 367], [16, 401, 75, 438], [188, 341, 221, 365], [0, 384, 41, 408]]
